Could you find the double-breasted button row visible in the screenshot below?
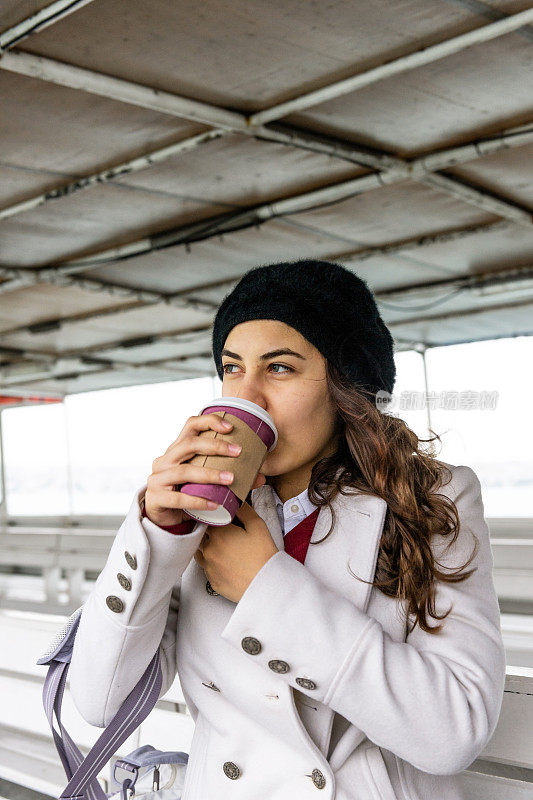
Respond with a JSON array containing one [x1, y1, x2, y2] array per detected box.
[[222, 759, 325, 788], [105, 551, 137, 612], [241, 637, 318, 689]]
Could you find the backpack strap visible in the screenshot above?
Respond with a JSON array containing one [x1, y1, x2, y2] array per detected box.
[[38, 606, 164, 800]]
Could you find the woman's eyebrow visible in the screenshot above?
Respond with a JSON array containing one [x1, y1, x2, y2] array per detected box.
[[221, 348, 306, 361]]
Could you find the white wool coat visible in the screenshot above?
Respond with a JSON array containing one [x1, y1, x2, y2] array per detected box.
[[69, 461, 506, 800]]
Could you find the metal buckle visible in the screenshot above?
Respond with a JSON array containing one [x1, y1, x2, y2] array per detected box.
[[152, 766, 160, 792], [113, 760, 140, 796]]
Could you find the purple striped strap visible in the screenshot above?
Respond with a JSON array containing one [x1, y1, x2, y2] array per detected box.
[[43, 650, 162, 800]]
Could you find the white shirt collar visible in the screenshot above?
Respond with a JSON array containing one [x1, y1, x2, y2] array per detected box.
[[270, 483, 318, 537]]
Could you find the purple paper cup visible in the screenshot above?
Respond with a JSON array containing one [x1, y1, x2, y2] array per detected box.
[[179, 397, 277, 526]]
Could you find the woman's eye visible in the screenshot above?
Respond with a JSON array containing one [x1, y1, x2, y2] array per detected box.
[[222, 363, 293, 374]]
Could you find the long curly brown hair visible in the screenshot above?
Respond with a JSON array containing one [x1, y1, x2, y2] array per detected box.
[[304, 361, 479, 636]]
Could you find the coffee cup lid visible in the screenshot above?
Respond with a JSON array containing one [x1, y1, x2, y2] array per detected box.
[[199, 396, 278, 450]]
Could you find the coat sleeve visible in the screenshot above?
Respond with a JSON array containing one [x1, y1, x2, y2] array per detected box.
[[220, 465, 506, 776], [69, 484, 207, 727]]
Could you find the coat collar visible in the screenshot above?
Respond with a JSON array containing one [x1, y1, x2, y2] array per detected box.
[[250, 482, 388, 614]]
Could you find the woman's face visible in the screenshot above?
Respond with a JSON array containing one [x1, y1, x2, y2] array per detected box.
[[221, 319, 339, 497]]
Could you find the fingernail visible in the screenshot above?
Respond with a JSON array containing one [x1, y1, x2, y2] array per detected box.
[[222, 421, 232, 428], [220, 471, 233, 482], [228, 444, 242, 454], [207, 501, 218, 509]]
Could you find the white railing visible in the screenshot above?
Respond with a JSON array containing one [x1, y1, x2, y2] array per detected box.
[[1, 518, 532, 615]]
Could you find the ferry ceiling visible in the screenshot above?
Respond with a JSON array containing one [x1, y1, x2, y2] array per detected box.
[[0, 0, 532, 398]]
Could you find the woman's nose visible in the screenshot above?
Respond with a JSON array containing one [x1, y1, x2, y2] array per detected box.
[[232, 381, 268, 412], [239, 393, 267, 411]]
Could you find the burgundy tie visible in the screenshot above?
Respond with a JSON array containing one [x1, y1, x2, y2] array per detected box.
[[282, 507, 320, 564]]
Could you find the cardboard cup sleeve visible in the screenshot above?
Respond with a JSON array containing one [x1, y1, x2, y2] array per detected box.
[[186, 411, 267, 503]]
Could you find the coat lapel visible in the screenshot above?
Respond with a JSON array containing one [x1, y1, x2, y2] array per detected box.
[[250, 483, 388, 614]]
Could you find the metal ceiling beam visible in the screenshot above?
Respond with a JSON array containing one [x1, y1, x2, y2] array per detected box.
[[248, 7, 533, 125], [1, 116, 532, 228], [419, 172, 532, 224], [0, 48, 249, 131], [339, 219, 513, 266], [0, 20, 531, 324], [0, 219, 514, 335], [0, 360, 205, 386], [0, 121, 398, 224], [6, 294, 533, 388], [0, 125, 530, 292], [0, 10, 530, 382], [0, 325, 213, 358], [3, 262, 532, 380], [0, 155, 528, 304], [0, 0, 97, 53], [0, 112, 530, 293], [0, 128, 226, 222], [4, 8, 533, 130], [0, 8, 531, 354], [4, 8, 531, 129], [387, 296, 533, 331], [412, 122, 533, 170], [0, 13, 532, 230], [377, 263, 533, 301], [442, 0, 533, 44], [10, 305, 533, 389], [0, 348, 210, 386]]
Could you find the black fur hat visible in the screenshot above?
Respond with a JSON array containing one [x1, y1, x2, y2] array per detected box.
[[212, 259, 396, 397]]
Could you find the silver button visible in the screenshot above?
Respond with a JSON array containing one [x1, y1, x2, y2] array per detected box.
[[310, 768, 326, 789], [268, 659, 290, 674], [117, 573, 131, 591], [106, 595, 124, 613], [241, 636, 261, 655], [124, 551, 137, 570], [223, 761, 241, 779], [291, 504, 299, 512], [205, 580, 219, 596], [296, 677, 317, 690]]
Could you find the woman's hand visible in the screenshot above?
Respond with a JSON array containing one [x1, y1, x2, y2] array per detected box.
[[194, 501, 279, 603], [144, 413, 267, 527]]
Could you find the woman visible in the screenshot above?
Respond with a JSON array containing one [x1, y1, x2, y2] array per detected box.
[[67, 259, 506, 800]]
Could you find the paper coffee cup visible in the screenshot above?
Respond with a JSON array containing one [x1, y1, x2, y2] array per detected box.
[[179, 397, 277, 525]]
